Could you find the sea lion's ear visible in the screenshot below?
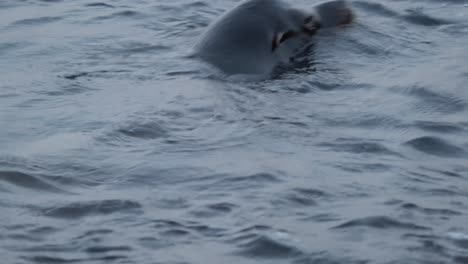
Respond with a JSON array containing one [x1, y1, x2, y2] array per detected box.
[[303, 15, 321, 35], [271, 30, 297, 52]]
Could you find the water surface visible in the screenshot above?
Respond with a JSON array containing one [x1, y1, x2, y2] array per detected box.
[[1, 0, 468, 263]]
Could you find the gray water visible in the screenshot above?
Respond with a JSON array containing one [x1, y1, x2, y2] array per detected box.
[[1, 0, 468, 263]]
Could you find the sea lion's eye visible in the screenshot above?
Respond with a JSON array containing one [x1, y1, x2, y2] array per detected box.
[[303, 15, 321, 34], [271, 30, 297, 52]]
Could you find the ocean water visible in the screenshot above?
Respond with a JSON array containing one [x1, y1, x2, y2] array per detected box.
[[1, 0, 468, 263]]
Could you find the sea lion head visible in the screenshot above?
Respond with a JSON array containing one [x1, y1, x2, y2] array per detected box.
[[272, 9, 321, 52]]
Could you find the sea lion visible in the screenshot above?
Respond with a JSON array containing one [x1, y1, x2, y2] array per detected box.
[[194, 0, 353, 75]]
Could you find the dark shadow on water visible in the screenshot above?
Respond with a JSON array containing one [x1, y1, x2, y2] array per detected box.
[[41, 199, 142, 219], [0, 171, 69, 194], [333, 216, 431, 230], [84, 3, 115, 8], [405, 136, 466, 157]]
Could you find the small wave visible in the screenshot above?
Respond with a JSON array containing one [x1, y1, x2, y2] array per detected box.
[[335, 162, 393, 173], [26, 255, 127, 263], [85, 246, 131, 254], [423, 167, 464, 178], [138, 237, 172, 250], [0, 42, 31, 56], [42, 199, 142, 219], [0, 1, 19, 8], [93, 10, 146, 20], [399, 86, 466, 114], [447, 232, 468, 249], [353, 1, 399, 17], [333, 216, 430, 230], [189, 202, 238, 218], [236, 235, 303, 258], [114, 120, 169, 140], [119, 43, 171, 54], [340, 36, 386, 56], [323, 113, 402, 129], [183, 1, 209, 8], [441, 23, 468, 35], [75, 229, 113, 240], [413, 121, 465, 134], [151, 219, 225, 238], [0, 171, 67, 194], [319, 139, 399, 156], [215, 172, 282, 190], [62, 70, 117, 80], [160, 229, 191, 237], [400, 202, 462, 216], [406, 239, 448, 257], [402, 9, 453, 26], [278, 193, 318, 207], [63, 72, 96, 80], [10, 16, 62, 27], [85, 3, 115, 8], [36, 84, 96, 96], [302, 213, 341, 222], [405, 136, 466, 157], [275, 188, 332, 208], [426, 188, 466, 197], [296, 254, 369, 264]]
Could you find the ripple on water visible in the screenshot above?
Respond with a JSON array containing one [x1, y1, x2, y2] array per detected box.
[[0, 171, 68, 194], [41, 199, 142, 219], [115, 120, 169, 140], [10, 16, 63, 27], [84, 3, 115, 8], [274, 188, 332, 208], [213, 172, 282, 191], [4, 224, 60, 244], [26, 255, 128, 264], [400, 202, 462, 216], [189, 202, 238, 218], [236, 235, 303, 259], [447, 232, 468, 250], [13, 227, 131, 262], [36, 83, 97, 96], [85, 245, 132, 254], [422, 167, 464, 178], [335, 162, 394, 173], [319, 138, 400, 156], [405, 136, 466, 157], [406, 239, 449, 259], [333, 216, 431, 230], [75, 228, 113, 239], [39, 0, 64, 2], [0, 42, 31, 56], [402, 9, 453, 26], [294, 253, 370, 264], [413, 121, 465, 134], [353, 1, 399, 17], [402, 86, 467, 114], [62, 70, 111, 80], [93, 10, 146, 21], [151, 219, 226, 238]]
